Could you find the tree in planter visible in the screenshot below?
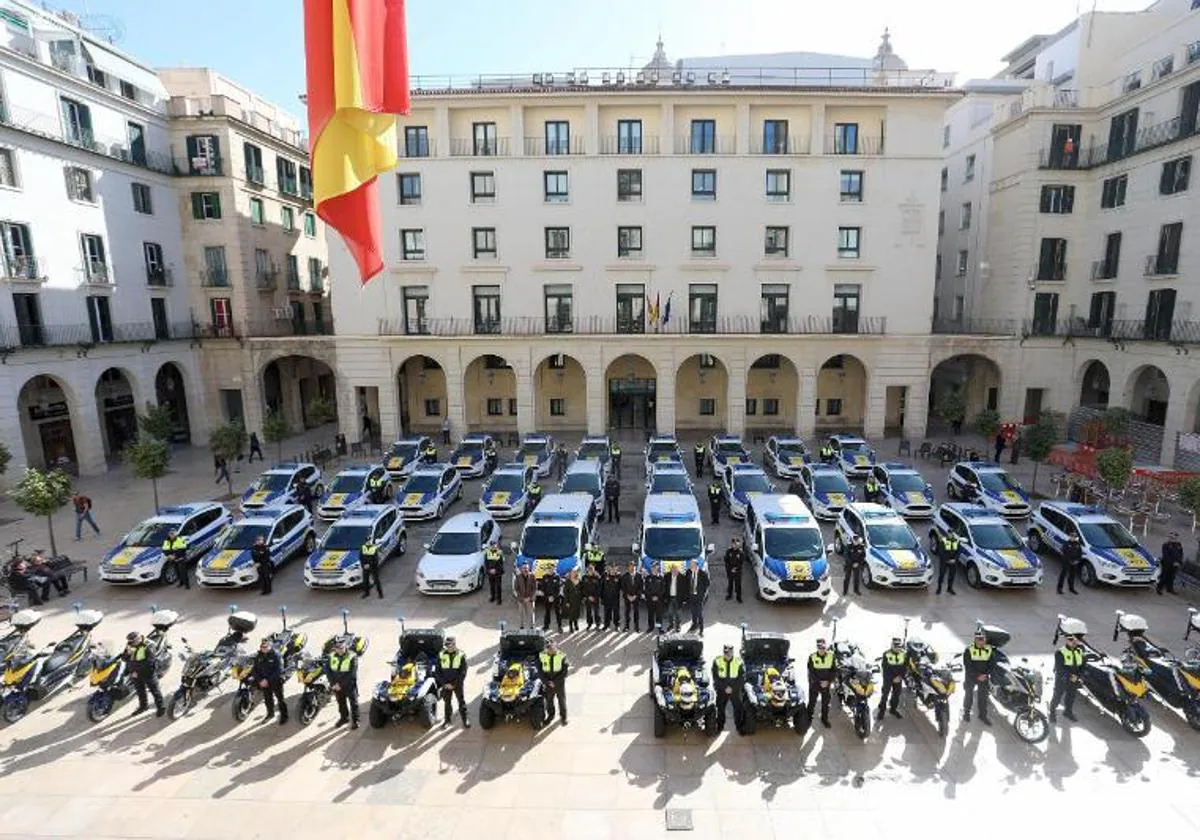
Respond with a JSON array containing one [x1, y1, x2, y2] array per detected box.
[[1101, 407, 1131, 444], [9, 468, 73, 556], [1178, 476, 1200, 525], [1022, 412, 1062, 496], [138, 402, 176, 443], [306, 395, 336, 427], [0, 440, 11, 476], [935, 390, 967, 434], [1095, 447, 1134, 496], [209, 421, 247, 497], [262, 409, 290, 463], [126, 436, 171, 515], [974, 409, 1002, 442]]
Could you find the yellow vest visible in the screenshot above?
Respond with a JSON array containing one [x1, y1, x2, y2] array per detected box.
[[329, 653, 355, 672], [810, 651, 833, 669], [1060, 647, 1083, 667], [439, 650, 463, 669], [968, 644, 993, 662], [885, 650, 906, 666], [714, 656, 742, 679], [539, 651, 565, 673]]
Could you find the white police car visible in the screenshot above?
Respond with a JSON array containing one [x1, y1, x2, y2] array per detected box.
[[721, 464, 775, 520], [515, 433, 556, 478], [646, 461, 694, 495], [559, 459, 604, 517], [833, 504, 932, 588], [743, 494, 830, 602], [394, 463, 463, 521], [510, 494, 596, 584], [796, 463, 856, 520], [871, 462, 935, 519], [1028, 501, 1158, 587], [99, 502, 231, 585], [241, 463, 323, 511], [763, 436, 811, 480], [304, 505, 407, 589], [196, 505, 315, 588], [825, 434, 876, 478], [709, 433, 751, 472], [479, 463, 536, 521], [644, 434, 683, 477], [635, 495, 712, 575], [317, 464, 390, 521], [947, 462, 1031, 518], [415, 512, 501, 595], [449, 433, 496, 478], [384, 436, 433, 481], [930, 503, 1043, 588], [575, 435, 612, 476]]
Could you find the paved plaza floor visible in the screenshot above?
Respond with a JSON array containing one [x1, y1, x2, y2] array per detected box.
[[1, 430, 1198, 839]]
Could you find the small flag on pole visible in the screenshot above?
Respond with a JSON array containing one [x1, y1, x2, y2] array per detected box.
[[662, 292, 673, 326], [649, 293, 661, 325]]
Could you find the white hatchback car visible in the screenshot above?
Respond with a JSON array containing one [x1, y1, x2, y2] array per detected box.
[[415, 512, 502, 595]]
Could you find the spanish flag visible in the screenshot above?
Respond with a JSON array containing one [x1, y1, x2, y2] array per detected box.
[[304, 0, 411, 284]]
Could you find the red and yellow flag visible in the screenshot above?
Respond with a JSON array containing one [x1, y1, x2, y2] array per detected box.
[[303, 0, 410, 284]]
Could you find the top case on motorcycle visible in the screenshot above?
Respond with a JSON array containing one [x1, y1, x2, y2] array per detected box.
[[978, 625, 1010, 649], [150, 609, 180, 632], [227, 611, 258, 634]]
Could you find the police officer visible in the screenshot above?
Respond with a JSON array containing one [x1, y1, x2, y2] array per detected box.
[[1057, 532, 1082, 595], [819, 441, 835, 465], [162, 529, 189, 589], [601, 566, 622, 631], [421, 441, 438, 464], [360, 536, 383, 599], [252, 535, 273, 596], [538, 637, 569, 725], [554, 442, 567, 480], [707, 479, 724, 525], [604, 472, 621, 524], [724, 537, 745, 602], [294, 479, 314, 514], [1048, 633, 1084, 723], [712, 644, 745, 733], [934, 531, 960, 596], [609, 440, 622, 479], [326, 637, 360, 729], [125, 631, 164, 717], [367, 470, 388, 504], [620, 560, 643, 631], [693, 442, 706, 477], [877, 636, 906, 720], [581, 564, 602, 629], [435, 636, 470, 728], [252, 637, 288, 724], [527, 478, 543, 512], [864, 473, 882, 504], [1158, 531, 1183, 595], [484, 543, 505, 604], [843, 535, 866, 596], [484, 440, 499, 474], [540, 569, 564, 632], [806, 638, 835, 728], [583, 541, 606, 577], [962, 630, 994, 725], [643, 563, 665, 631]]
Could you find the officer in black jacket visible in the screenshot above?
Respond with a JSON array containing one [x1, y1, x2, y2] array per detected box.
[[580, 566, 602, 629], [252, 535, 273, 596], [540, 570, 564, 632], [686, 560, 710, 635], [538, 637, 570, 725], [707, 480, 724, 525], [604, 473, 621, 524], [643, 564, 665, 630], [620, 561, 643, 631], [724, 537, 746, 602], [326, 637, 359, 728], [125, 631, 164, 717], [360, 536, 383, 599], [843, 535, 866, 596], [1048, 633, 1085, 722], [1057, 532, 1082, 595], [251, 638, 288, 724], [934, 531, 960, 596], [877, 636, 906, 720], [294, 480, 314, 513], [484, 544, 504, 604], [806, 638, 835, 728], [1158, 532, 1183, 595], [435, 636, 470, 728], [601, 567, 622, 631], [693, 442, 706, 477]]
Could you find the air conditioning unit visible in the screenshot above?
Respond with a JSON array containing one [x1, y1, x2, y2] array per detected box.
[[601, 71, 611, 85], [578, 71, 588, 85], [721, 69, 731, 85], [272, 307, 290, 320], [671, 71, 682, 84], [636, 71, 646, 84], [707, 72, 718, 85], [615, 71, 625, 85], [532, 73, 544, 85], [565, 71, 576, 85], [544, 73, 554, 85], [685, 71, 696, 85], [552, 353, 565, 368]]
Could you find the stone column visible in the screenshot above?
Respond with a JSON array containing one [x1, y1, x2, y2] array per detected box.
[[798, 372, 816, 438], [903, 380, 930, 442], [73, 396, 107, 476], [515, 360, 536, 437], [442, 351, 466, 442], [727, 365, 747, 435], [865, 377, 888, 440], [1159, 395, 1189, 467], [656, 358, 676, 435], [585, 358, 605, 435]]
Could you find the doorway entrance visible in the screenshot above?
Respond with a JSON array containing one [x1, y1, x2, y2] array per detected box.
[[609, 378, 656, 430]]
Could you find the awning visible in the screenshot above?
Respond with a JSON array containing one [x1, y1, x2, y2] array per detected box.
[[81, 42, 167, 103]]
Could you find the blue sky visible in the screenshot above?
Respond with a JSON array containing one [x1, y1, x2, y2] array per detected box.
[[70, 0, 1151, 120]]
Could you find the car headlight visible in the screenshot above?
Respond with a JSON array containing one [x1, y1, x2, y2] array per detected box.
[[459, 569, 476, 580]]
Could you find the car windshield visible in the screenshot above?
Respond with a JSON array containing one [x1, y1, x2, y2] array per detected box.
[[732, 473, 771, 493], [978, 471, 1020, 493], [518, 444, 547, 460], [644, 527, 702, 560], [764, 528, 823, 559], [651, 474, 691, 493], [777, 443, 807, 458], [971, 522, 1024, 550], [389, 443, 419, 460], [125, 521, 177, 548], [428, 531, 479, 555], [486, 474, 525, 494], [648, 442, 678, 458], [716, 441, 745, 455], [321, 524, 372, 551], [578, 442, 609, 459], [562, 474, 600, 496], [330, 474, 365, 493], [1079, 521, 1139, 549], [839, 440, 869, 454], [254, 474, 291, 492], [889, 473, 926, 493], [813, 473, 852, 494], [402, 475, 440, 493], [219, 523, 272, 550], [520, 525, 577, 558], [866, 523, 918, 550], [453, 442, 483, 457]]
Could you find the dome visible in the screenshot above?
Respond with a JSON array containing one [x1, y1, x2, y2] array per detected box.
[[642, 37, 674, 76], [873, 28, 908, 73]]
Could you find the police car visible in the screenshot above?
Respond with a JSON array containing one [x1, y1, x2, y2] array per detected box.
[[196, 505, 315, 588], [240, 463, 323, 511], [99, 502, 231, 585], [515, 433, 556, 478], [646, 461, 694, 495], [394, 463, 463, 521], [825, 434, 876, 478], [742, 495, 830, 602], [708, 433, 752, 472], [1028, 501, 1158, 587], [947, 462, 1031, 518], [510, 494, 596, 585], [384, 436, 433, 481], [575, 435, 612, 475], [634, 495, 712, 575], [479, 463, 537, 521], [317, 464, 390, 521], [871, 462, 935, 519], [644, 434, 683, 477], [415, 512, 501, 595], [833, 504, 932, 588], [763, 436, 811, 479], [720, 464, 775, 521], [795, 463, 856, 521], [559, 459, 604, 517], [304, 505, 408, 589], [449, 433, 497, 478], [930, 503, 1043, 588]]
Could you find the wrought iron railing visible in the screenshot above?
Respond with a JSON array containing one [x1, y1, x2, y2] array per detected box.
[[376, 314, 888, 337]]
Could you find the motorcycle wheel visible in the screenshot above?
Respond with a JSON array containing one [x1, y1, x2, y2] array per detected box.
[[87, 691, 114, 723], [652, 706, 666, 738], [480, 703, 497, 730], [852, 704, 870, 740], [168, 689, 192, 721], [368, 702, 388, 729], [2, 693, 28, 724], [1119, 703, 1151, 738], [934, 701, 950, 738], [419, 695, 437, 729], [703, 706, 718, 736], [298, 692, 320, 727], [792, 706, 811, 735], [529, 697, 546, 731], [232, 691, 253, 722], [1012, 707, 1049, 744], [741, 709, 757, 736], [1184, 700, 1200, 732]]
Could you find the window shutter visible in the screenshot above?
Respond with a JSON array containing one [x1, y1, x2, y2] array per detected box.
[[211, 193, 221, 219], [1039, 187, 1050, 213], [191, 192, 203, 219], [1064, 186, 1075, 213], [1160, 163, 1172, 194]]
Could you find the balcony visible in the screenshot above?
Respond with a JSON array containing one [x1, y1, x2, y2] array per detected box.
[[146, 266, 174, 287], [2, 255, 45, 282], [1188, 40, 1200, 66], [1145, 254, 1179, 277], [1018, 318, 1200, 344], [931, 318, 1019, 336], [544, 314, 574, 334], [449, 137, 511, 157], [1036, 263, 1067, 282], [255, 267, 279, 291], [1039, 115, 1200, 170], [1090, 260, 1117, 281], [76, 262, 111, 287], [308, 275, 324, 293], [201, 267, 231, 287], [598, 136, 660, 155], [376, 314, 888, 337], [473, 318, 502, 335], [523, 137, 585, 156], [400, 139, 435, 158], [242, 319, 336, 338], [0, 320, 199, 350], [184, 154, 223, 176], [0, 103, 174, 175], [751, 136, 811, 155], [674, 135, 736, 155], [823, 135, 885, 155]]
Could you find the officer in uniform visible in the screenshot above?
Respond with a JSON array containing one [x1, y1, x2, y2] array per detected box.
[[962, 630, 994, 724], [421, 441, 438, 464], [554, 442, 567, 481], [367, 470, 388, 504], [1057, 532, 1082, 595], [538, 637, 569, 725], [820, 441, 835, 465], [864, 473, 882, 504], [294, 479, 314, 514], [934, 531, 960, 596], [326, 638, 360, 729], [601, 566, 622, 631], [162, 529, 189, 589], [125, 631, 164, 717], [694, 442, 706, 477], [724, 537, 745, 602], [1048, 633, 1084, 723], [360, 536, 383, 599], [435, 636, 470, 728], [1158, 531, 1183, 595], [251, 535, 273, 596], [484, 543, 505, 604], [685, 559, 710, 636], [707, 479, 724, 525], [604, 472, 621, 524], [806, 638, 835, 728], [843, 535, 866, 596], [527, 478, 543, 512], [583, 541, 606, 577], [484, 440, 499, 474], [581, 565, 602, 629], [620, 560, 643, 631], [610, 440, 622, 479], [251, 637, 288, 724], [877, 636, 906, 720], [540, 569, 564, 632], [712, 643, 745, 733], [643, 563, 665, 631]]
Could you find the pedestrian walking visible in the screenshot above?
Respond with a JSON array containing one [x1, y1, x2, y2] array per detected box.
[[604, 473, 621, 524], [934, 531, 960, 595], [1057, 532, 1082, 595], [515, 565, 537, 629], [686, 560, 709, 635], [362, 413, 373, 441], [620, 560, 643, 631], [162, 529, 189, 589], [1158, 532, 1183, 595], [294, 480, 314, 514], [563, 569, 582, 632], [724, 537, 745, 602], [251, 535, 273, 596], [125, 632, 164, 717], [252, 638, 288, 724], [993, 433, 1005, 463], [441, 416, 451, 445], [73, 493, 100, 541], [248, 432, 264, 463], [601, 567, 622, 631], [326, 638, 360, 729], [707, 480, 724, 525], [540, 570, 564, 632], [581, 565, 602, 629], [843, 535, 865, 596], [484, 543, 505, 604], [214, 456, 230, 486], [435, 636, 470, 728], [539, 638, 569, 726], [360, 536, 383, 599]]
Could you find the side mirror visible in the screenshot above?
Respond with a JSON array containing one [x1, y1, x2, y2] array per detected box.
[[826, 543, 835, 553], [705, 544, 715, 554], [631, 543, 640, 553], [422, 543, 431, 550], [509, 541, 517, 552]]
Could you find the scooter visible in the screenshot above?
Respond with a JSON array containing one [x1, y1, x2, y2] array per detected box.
[[296, 609, 369, 726], [231, 606, 307, 722], [830, 618, 877, 740], [167, 607, 256, 720], [86, 606, 179, 722], [1111, 609, 1200, 731], [1, 604, 104, 724], [0, 607, 43, 663], [1055, 614, 1151, 737], [976, 620, 1049, 744], [901, 618, 959, 738]]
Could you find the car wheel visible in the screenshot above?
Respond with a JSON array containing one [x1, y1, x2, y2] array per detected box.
[[653, 706, 667, 738], [368, 702, 388, 729], [396, 534, 408, 556], [1078, 561, 1098, 588], [833, 533, 845, 556], [475, 567, 485, 592], [456, 485, 463, 501], [437, 501, 445, 519], [303, 532, 316, 555], [964, 563, 983, 589], [1028, 529, 1045, 553], [479, 703, 496, 730], [859, 564, 874, 589], [947, 482, 958, 501]]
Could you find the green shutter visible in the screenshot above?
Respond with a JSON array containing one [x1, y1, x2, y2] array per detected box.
[[211, 193, 221, 219], [191, 192, 203, 219]]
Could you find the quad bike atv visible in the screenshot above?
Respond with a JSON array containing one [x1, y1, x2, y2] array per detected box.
[[829, 618, 877, 740], [479, 625, 547, 730], [2, 605, 104, 724], [168, 607, 256, 720], [974, 620, 1048, 744], [369, 620, 442, 729], [86, 606, 179, 722], [231, 606, 308, 722], [296, 608, 369, 726], [737, 624, 809, 735], [1055, 614, 1151, 737], [649, 631, 717, 737], [901, 617, 959, 738], [1111, 609, 1200, 730]]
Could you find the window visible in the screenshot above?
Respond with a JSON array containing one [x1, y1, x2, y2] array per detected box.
[[120, 80, 136, 101], [764, 226, 789, 257], [940, 167, 948, 191], [473, 122, 497, 156], [191, 192, 222, 220], [1048, 123, 1082, 168], [86, 63, 106, 88], [281, 206, 294, 232], [833, 122, 859, 154], [840, 170, 863, 201], [617, 168, 642, 201], [60, 97, 93, 147], [943, 125, 951, 148], [150, 297, 169, 340], [544, 284, 573, 333], [765, 169, 790, 200], [825, 399, 843, 417], [424, 399, 441, 417], [210, 298, 232, 336], [13, 293, 43, 345], [243, 143, 264, 184], [249, 197, 264, 225], [309, 257, 325, 293], [131, 182, 152, 214], [401, 229, 425, 260], [964, 154, 976, 182], [691, 226, 716, 257], [470, 171, 496, 202], [1, 221, 35, 279], [1145, 288, 1176, 341], [404, 126, 430, 157], [545, 121, 570, 155], [1088, 291, 1116, 336], [1160, 156, 1191, 195], [550, 399, 566, 417], [185, 134, 219, 174], [254, 248, 273, 286], [1039, 184, 1075, 214], [617, 120, 642, 154], [837, 226, 861, 259], [545, 227, 570, 259], [960, 202, 972, 230], [760, 284, 789, 333], [698, 399, 716, 417], [935, 254, 942, 280], [303, 212, 316, 237], [286, 254, 300, 289], [64, 166, 93, 202], [144, 242, 165, 285], [487, 399, 503, 417], [1098, 232, 1121, 279], [617, 226, 643, 258], [953, 296, 965, 320], [299, 166, 312, 200], [762, 119, 788, 154], [1108, 108, 1139, 160], [473, 285, 501, 334], [832, 284, 860, 334], [939, 211, 945, 235], [0, 148, 16, 188], [1037, 238, 1068, 281], [543, 171, 568, 202], [1032, 292, 1059, 335], [398, 173, 421, 205], [1101, 175, 1127, 208], [1152, 222, 1183, 275], [473, 227, 497, 258], [616, 284, 645, 333], [203, 246, 228, 286], [690, 119, 716, 154], [402, 286, 429, 335], [763, 399, 780, 416], [86, 295, 112, 343], [956, 250, 969, 276], [276, 158, 298, 195], [1153, 55, 1175, 80], [126, 122, 146, 165], [79, 234, 107, 281], [691, 169, 716, 199], [689, 284, 718, 333]]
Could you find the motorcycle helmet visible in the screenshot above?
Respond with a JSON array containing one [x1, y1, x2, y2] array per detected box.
[[677, 678, 698, 710]]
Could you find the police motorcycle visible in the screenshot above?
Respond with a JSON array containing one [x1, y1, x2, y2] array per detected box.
[[649, 629, 717, 737], [296, 608, 369, 726], [829, 618, 877, 740], [369, 618, 442, 729], [1, 604, 104, 723], [1055, 614, 1151, 737], [1110, 609, 1200, 730], [231, 606, 307, 722], [900, 618, 959, 738], [479, 623, 548, 730], [167, 607, 256, 720], [737, 623, 809, 735], [0, 607, 43, 663], [86, 606, 179, 722], [972, 620, 1048, 744]]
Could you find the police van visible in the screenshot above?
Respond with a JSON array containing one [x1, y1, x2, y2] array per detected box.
[[634, 495, 712, 575], [742, 494, 830, 602], [559, 458, 604, 517], [509, 494, 596, 587]]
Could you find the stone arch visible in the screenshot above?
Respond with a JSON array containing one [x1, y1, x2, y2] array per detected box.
[[95, 367, 138, 461], [927, 353, 1003, 433], [745, 353, 799, 431], [1077, 359, 1111, 410], [396, 354, 448, 438], [155, 362, 192, 443], [260, 354, 337, 431], [18, 374, 81, 472], [1125, 364, 1170, 426], [815, 353, 869, 432], [462, 353, 517, 433], [605, 353, 658, 431], [533, 353, 587, 431], [676, 353, 729, 432]]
